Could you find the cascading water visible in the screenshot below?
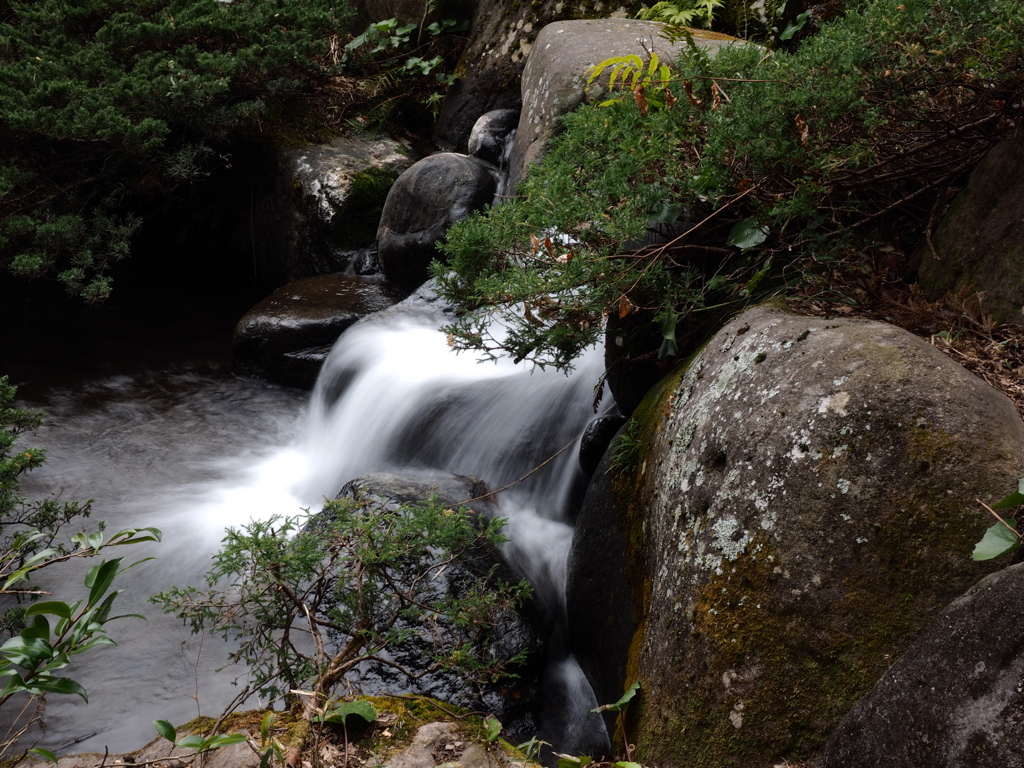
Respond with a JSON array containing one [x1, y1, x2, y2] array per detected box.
[[9, 283, 611, 755]]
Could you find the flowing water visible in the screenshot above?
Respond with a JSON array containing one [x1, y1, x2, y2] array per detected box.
[[7, 285, 610, 755]]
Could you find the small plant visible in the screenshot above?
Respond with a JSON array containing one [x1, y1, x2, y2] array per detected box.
[[0, 375, 161, 759], [154, 496, 531, 713], [972, 478, 1023, 561], [636, 0, 724, 30], [153, 719, 248, 753]]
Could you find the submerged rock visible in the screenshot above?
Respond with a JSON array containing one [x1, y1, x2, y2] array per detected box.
[[377, 153, 498, 291], [822, 562, 1024, 768], [567, 306, 1024, 768], [233, 274, 399, 388]]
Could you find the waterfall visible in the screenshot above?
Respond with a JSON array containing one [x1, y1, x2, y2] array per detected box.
[[295, 283, 612, 753], [10, 283, 610, 755]]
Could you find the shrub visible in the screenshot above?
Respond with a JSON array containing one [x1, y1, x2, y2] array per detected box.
[[436, 0, 1024, 371]]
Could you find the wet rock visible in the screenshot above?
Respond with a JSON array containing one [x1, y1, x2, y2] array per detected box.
[[917, 137, 1024, 323], [578, 411, 625, 477], [467, 109, 520, 166], [376, 153, 498, 291], [257, 135, 413, 285], [506, 20, 738, 192], [233, 274, 399, 388], [567, 306, 1024, 768], [323, 472, 547, 738], [822, 562, 1024, 768]]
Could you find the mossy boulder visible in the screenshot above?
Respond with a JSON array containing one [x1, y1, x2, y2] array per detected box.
[[260, 135, 413, 285], [917, 137, 1024, 323], [433, 1, 650, 153], [506, 19, 738, 192], [822, 561, 1024, 768], [566, 307, 1024, 768]]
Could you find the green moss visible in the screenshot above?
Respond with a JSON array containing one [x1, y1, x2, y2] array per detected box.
[[331, 166, 402, 249]]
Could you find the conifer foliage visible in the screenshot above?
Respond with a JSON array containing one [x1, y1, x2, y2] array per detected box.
[[0, 0, 354, 301]]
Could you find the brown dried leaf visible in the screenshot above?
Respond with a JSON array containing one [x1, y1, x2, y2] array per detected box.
[[683, 79, 702, 108], [795, 113, 810, 144], [711, 82, 721, 111], [619, 294, 634, 318], [634, 83, 649, 116]]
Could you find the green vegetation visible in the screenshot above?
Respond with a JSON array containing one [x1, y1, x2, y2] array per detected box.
[[154, 495, 530, 711], [973, 477, 1023, 560], [435, 0, 1024, 371], [0, 376, 160, 761]]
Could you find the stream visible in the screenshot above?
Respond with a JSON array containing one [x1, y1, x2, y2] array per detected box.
[[6, 287, 610, 756]]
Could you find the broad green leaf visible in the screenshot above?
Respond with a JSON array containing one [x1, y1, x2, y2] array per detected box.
[[591, 680, 640, 714], [483, 714, 501, 742], [972, 521, 1021, 560], [25, 601, 73, 620], [154, 719, 177, 742], [555, 754, 592, 768], [318, 699, 377, 724], [727, 219, 769, 249], [991, 478, 1024, 510], [85, 558, 122, 607], [21, 615, 50, 642], [30, 675, 87, 700], [2, 635, 54, 664], [615, 762, 642, 768], [206, 733, 248, 748], [29, 748, 58, 764], [651, 202, 684, 224], [176, 735, 207, 749]]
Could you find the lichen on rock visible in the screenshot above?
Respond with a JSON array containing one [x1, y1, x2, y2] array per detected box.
[[568, 306, 1024, 768]]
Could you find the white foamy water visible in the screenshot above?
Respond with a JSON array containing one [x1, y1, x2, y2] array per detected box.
[[9, 286, 609, 755]]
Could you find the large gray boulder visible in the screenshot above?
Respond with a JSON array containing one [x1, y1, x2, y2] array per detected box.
[[566, 307, 1024, 768], [917, 138, 1024, 323], [506, 20, 738, 191], [233, 274, 399, 388], [376, 153, 498, 291], [822, 562, 1024, 768], [255, 135, 413, 286], [434, 2, 650, 152]]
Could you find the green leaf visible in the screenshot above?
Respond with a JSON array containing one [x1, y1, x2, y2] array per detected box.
[[972, 521, 1022, 560], [206, 734, 248, 748], [555, 754, 592, 768], [317, 699, 378, 724], [991, 478, 1024, 510], [154, 719, 177, 743], [29, 748, 58, 764], [615, 763, 642, 768], [591, 680, 640, 714], [30, 675, 88, 700], [727, 219, 769, 249], [84, 558, 122, 607], [483, 714, 502, 742], [25, 601, 73, 620], [651, 202, 684, 224], [176, 735, 207, 749]]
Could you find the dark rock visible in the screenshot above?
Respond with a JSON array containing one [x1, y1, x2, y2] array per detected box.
[[325, 471, 547, 739], [256, 136, 412, 286], [467, 109, 520, 166], [822, 562, 1024, 768], [567, 307, 1024, 768], [578, 412, 625, 477], [917, 137, 1024, 323], [376, 153, 498, 291], [507, 20, 738, 192], [233, 274, 399, 388], [566, 444, 639, 739]]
